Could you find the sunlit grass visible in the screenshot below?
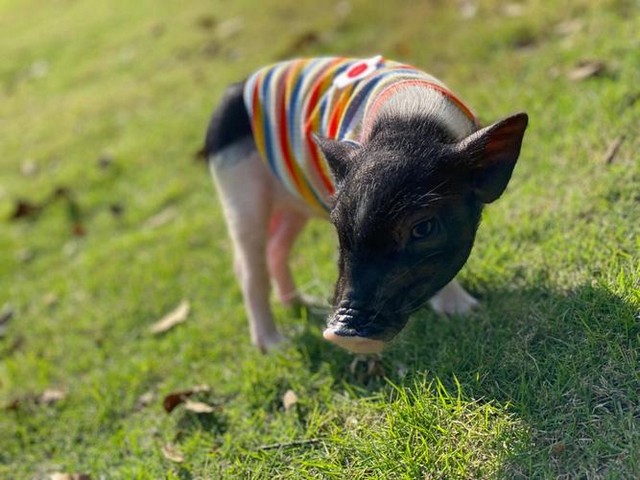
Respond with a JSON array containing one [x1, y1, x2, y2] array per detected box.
[[1, 0, 638, 478]]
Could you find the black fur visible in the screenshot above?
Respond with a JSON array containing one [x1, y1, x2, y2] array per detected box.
[[204, 81, 253, 156], [319, 112, 527, 341]]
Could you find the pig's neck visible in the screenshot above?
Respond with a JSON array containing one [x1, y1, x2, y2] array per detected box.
[[363, 84, 477, 142]]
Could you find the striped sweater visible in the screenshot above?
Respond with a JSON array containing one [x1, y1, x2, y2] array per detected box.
[[243, 56, 477, 215]]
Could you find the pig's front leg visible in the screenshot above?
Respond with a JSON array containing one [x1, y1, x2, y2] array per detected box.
[[267, 209, 308, 306], [428, 279, 479, 316]]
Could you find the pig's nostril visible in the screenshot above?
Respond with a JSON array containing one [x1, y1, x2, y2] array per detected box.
[[338, 297, 368, 310]]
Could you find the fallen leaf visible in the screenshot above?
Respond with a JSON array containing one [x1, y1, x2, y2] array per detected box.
[[458, 0, 477, 19], [283, 31, 321, 56], [109, 203, 124, 218], [550, 442, 566, 456], [135, 391, 155, 410], [97, 154, 113, 169], [150, 22, 165, 37], [0, 306, 13, 325], [282, 389, 298, 412], [49, 473, 91, 480], [150, 300, 190, 334], [161, 443, 184, 463], [567, 60, 606, 81], [15, 248, 35, 263], [334, 1, 352, 20], [163, 384, 211, 413], [196, 15, 216, 30], [603, 135, 625, 164], [43, 292, 59, 307], [217, 17, 244, 39], [28, 59, 49, 79], [4, 388, 66, 410], [184, 399, 216, 413], [11, 199, 41, 219], [40, 389, 66, 405], [144, 206, 178, 229], [501, 3, 525, 17], [554, 19, 584, 37], [21, 159, 39, 176]]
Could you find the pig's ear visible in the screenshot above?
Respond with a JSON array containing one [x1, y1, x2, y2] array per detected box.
[[455, 112, 528, 203], [312, 134, 361, 184]]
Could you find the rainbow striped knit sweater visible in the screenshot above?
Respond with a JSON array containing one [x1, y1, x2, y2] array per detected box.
[[243, 56, 476, 216]]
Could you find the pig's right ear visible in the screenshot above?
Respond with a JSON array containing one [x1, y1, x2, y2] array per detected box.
[[312, 134, 361, 185], [454, 112, 528, 203]]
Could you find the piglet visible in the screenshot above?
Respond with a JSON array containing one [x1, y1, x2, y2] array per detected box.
[[204, 56, 528, 353]]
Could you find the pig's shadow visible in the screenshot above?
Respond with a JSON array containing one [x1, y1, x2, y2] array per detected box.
[[292, 279, 638, 467], [295, 279, 637, 384]]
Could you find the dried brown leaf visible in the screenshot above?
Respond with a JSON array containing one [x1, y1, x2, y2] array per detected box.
[[567, 60, 606, 81], [550, 442, 566, 456], [603, 135, 625, 164], [144, 206, 178, 229], [162, 384, 211, 413], [282, 389, 298, 412], [217, 17, 244, 39], [21, 160, 39, 176], [0, 306, 13, 326], [196, 15, 216, 30], [11, 199, 41, 220], [150, 300, 190, 334], [161, 443, 184, 463], [50, 474, 91, 480], [135, 391, 155, 410], [40, 388, 66, 405], [184, 399, 216, 413], [554, 19, 584, 37]]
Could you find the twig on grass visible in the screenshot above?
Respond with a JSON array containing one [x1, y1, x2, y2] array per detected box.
[[257, 438, 323, 451], [603, 135, 625, 164]]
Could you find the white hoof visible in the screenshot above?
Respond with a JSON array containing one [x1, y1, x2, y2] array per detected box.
[[429, 280, 479, 316], [254, 330, 285, 354]]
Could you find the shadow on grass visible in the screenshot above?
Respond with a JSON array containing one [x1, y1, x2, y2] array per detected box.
[[293, 279, 639, 475]]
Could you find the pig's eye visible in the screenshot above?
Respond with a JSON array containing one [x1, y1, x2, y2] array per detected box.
[[410, 219, 437, 240]]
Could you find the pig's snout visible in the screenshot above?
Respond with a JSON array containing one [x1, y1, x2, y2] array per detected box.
[[323, 301, 386, 354]]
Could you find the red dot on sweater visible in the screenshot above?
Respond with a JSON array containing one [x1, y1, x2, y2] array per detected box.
[[347, 63, 368, 78]]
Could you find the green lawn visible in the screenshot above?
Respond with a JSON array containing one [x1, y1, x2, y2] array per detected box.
[[1, 0, 638, 478]]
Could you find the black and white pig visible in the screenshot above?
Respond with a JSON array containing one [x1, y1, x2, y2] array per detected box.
[[203, 56, 528, 354]]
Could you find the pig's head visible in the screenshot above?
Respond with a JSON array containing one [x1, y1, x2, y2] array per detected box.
[[315, 112, 528, 353]]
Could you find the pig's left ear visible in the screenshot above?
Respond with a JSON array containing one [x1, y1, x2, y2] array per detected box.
[[455, 112, 528, 203], [312, 134, 362, 185]]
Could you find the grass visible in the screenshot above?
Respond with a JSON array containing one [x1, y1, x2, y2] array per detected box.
[[1, 0, 638, 478]]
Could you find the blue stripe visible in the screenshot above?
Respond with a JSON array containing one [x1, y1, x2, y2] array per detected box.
[[260, 68, 282, 182], [338, 68, 421, 139]]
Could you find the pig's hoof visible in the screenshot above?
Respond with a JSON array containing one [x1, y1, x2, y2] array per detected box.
[[429, 287, 479, 316], [255, 331, 286, 353]]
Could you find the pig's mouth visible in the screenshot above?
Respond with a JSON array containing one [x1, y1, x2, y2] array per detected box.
[[323, 302, 409, 354]]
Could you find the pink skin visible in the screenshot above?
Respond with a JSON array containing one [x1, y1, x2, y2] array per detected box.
[[322, 329, 385, 354]]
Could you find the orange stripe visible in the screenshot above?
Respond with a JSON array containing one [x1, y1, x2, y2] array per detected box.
[[304, 58, 348, 195], [251, 72, 267, 161], [327, 82, 356, 138]]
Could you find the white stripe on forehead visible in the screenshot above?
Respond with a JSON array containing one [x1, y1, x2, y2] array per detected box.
[[369, 86, 476, 140]]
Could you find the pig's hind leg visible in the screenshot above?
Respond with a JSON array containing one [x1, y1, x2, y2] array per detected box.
[[209, 141, 283, 352], [429, 279, 479, 316]]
